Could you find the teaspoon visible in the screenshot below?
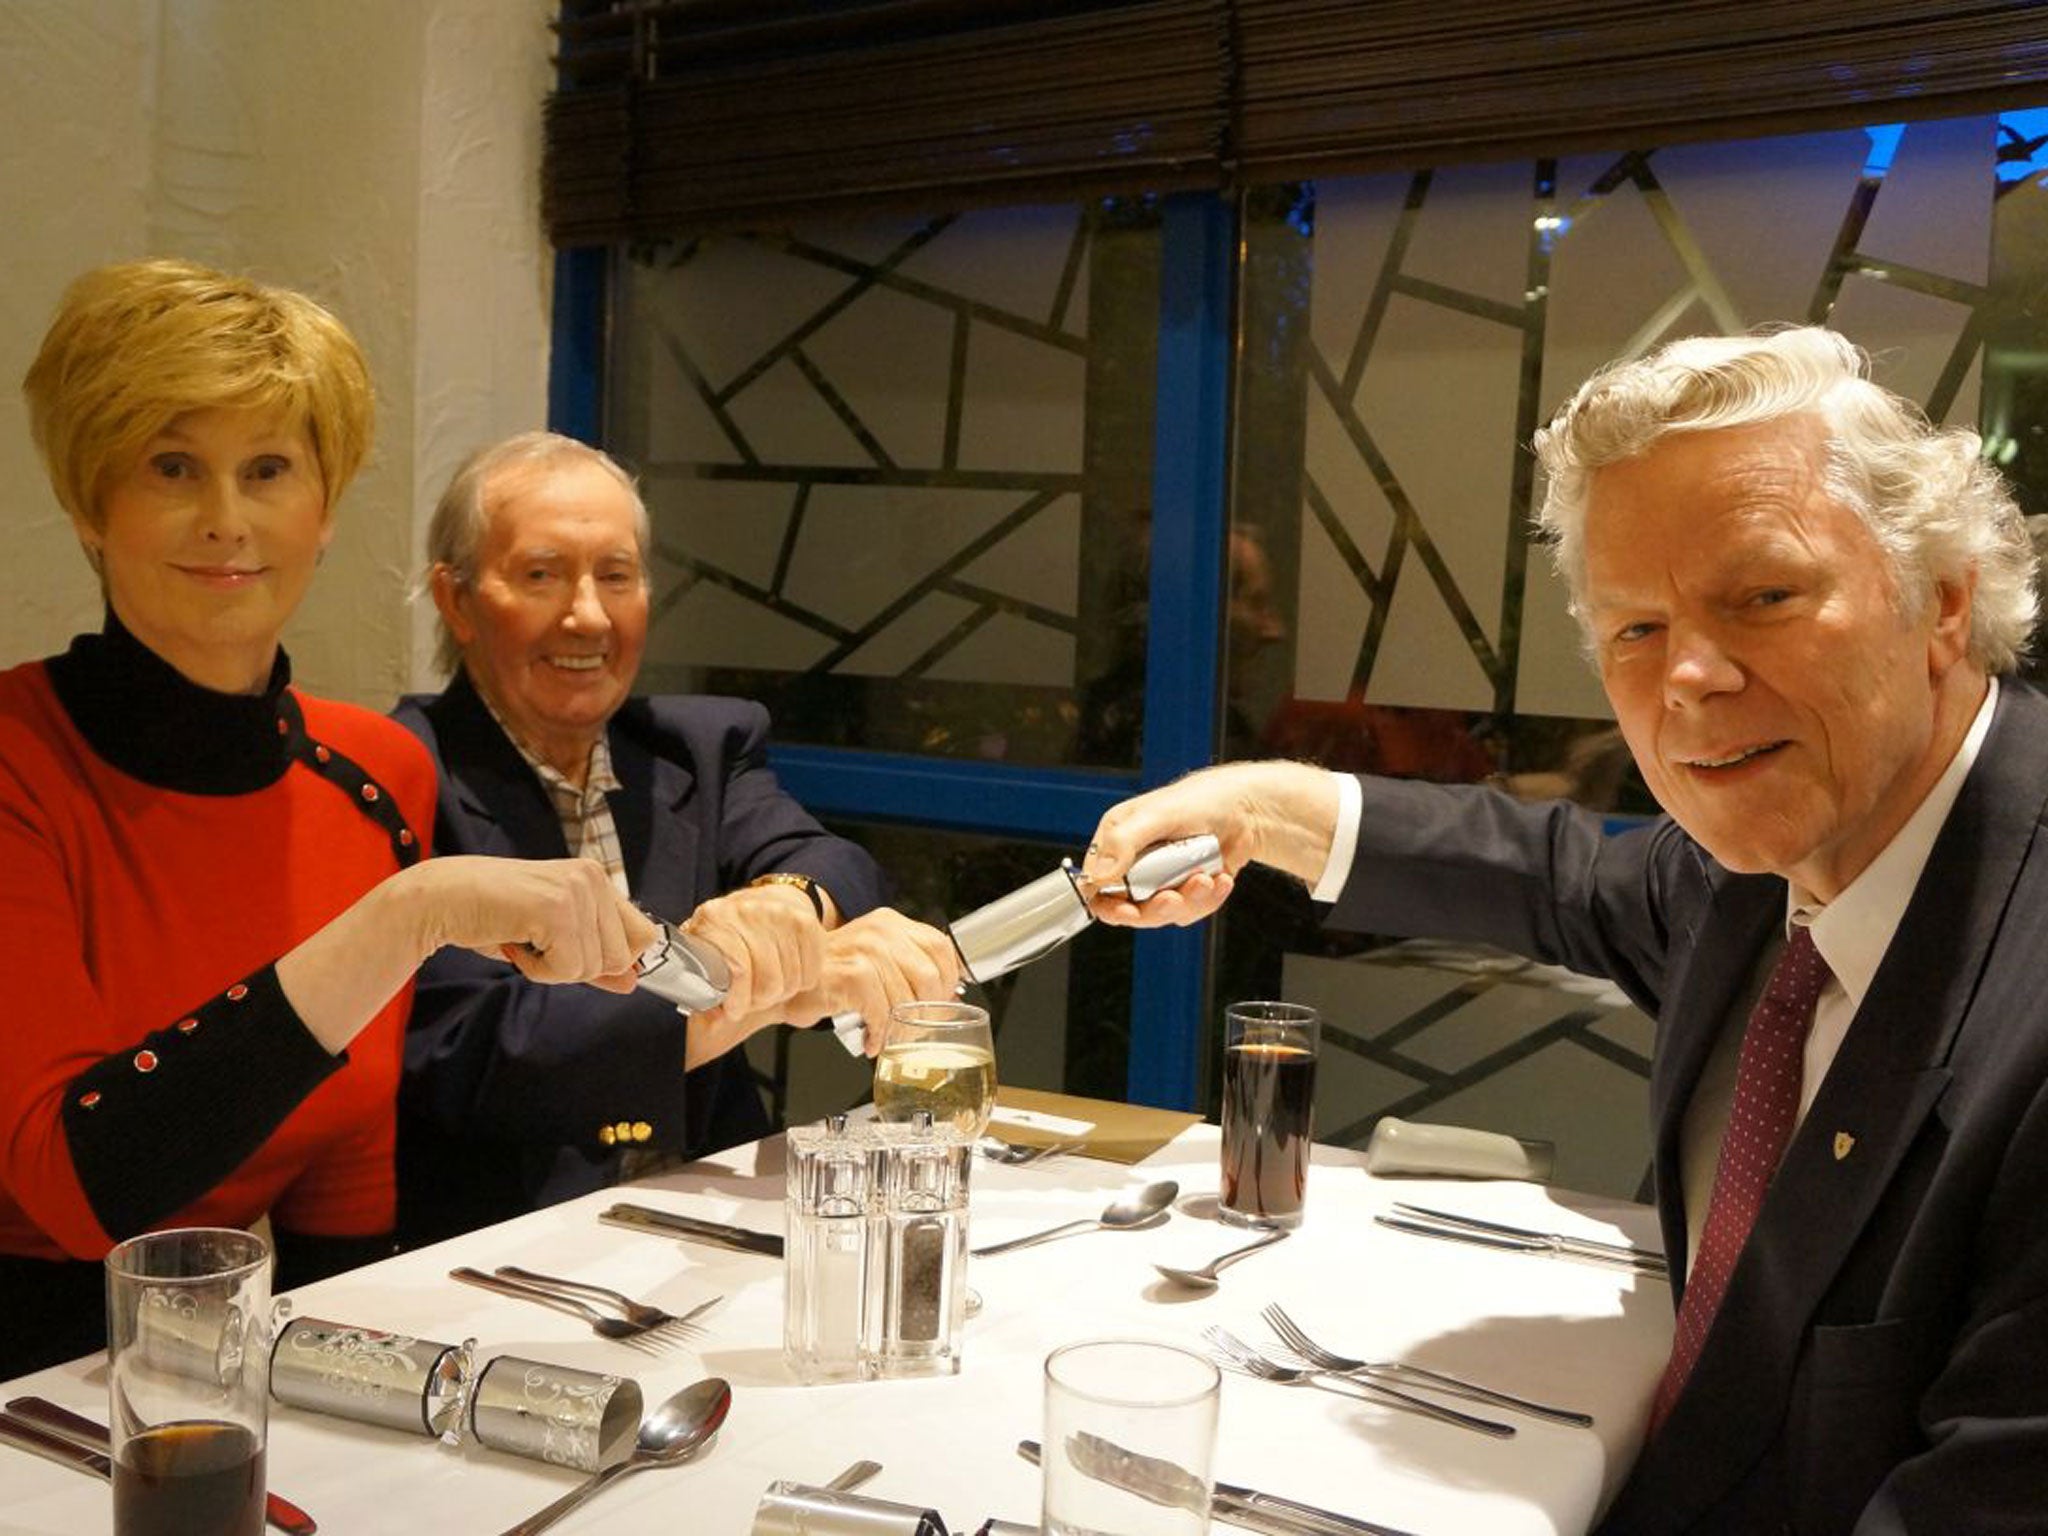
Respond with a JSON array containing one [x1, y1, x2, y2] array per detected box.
[[1153, 1226, 1290, 1290], [971, 1180, 1178, 1257]]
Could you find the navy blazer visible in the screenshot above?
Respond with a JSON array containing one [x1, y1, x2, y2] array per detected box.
[[1328, 681, 2048, 1534], [391, 672, 885, 1246]]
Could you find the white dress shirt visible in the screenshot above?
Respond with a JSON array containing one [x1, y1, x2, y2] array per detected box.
[[1680, 678, 1999, 1265]]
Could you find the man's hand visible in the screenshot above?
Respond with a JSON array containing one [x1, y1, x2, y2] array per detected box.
[[677, 883, 827, 1026], [685, 907, 961, 1064], [803, 909, 963, 1056], [1080, 761, 1340, 927]]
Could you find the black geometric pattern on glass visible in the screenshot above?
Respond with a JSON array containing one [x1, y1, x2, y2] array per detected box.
[[1307, 128, 1990, 718], [631, 211, 1093, 682]]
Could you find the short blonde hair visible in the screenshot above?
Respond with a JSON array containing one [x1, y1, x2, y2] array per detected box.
[[1534, 326, 2036, 673], [22, 258, 374, 533]]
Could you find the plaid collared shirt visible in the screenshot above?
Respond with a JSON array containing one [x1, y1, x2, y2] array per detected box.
[[477, 693, 695, 1180], [479, 694, 632, 898]]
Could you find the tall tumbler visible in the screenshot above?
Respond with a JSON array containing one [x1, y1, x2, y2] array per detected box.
[[105, 1227, 273, 1536], [1041, 1339, 1220, 1536], [1218, 1001, 1321, 1229]]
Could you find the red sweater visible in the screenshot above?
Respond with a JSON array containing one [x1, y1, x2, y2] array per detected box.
[[0, 628, 434, 1261]]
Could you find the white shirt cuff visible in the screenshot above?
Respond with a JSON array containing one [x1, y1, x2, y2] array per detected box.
[[1309, 772, 1361, 903]]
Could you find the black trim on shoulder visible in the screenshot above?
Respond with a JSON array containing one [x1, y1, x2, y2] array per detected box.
[[279, 694, 423, 868]]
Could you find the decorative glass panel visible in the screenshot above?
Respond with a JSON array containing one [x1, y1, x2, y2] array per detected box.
[[608, 201, 1162, 769]]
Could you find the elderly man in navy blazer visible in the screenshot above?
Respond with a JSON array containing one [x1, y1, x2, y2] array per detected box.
[[1083, 329, 2048, 1533], [394, 432, 958, 1246]]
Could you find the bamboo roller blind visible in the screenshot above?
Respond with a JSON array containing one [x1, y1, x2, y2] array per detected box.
[[544, 0, 2048, 244]]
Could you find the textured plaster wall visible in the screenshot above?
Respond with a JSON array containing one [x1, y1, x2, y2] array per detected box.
[[0, 0, 554, 705]]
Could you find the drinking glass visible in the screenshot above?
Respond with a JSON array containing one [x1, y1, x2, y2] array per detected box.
[[1041, 1339, 1220, 1536], [872, 1000, 997, 1139], [1219, 1000, 1321, 1229], [105, 1227, 273, 1536]]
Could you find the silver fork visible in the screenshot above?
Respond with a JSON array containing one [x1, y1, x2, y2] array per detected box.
[[1202, 1327, 1514, 1438], [495, 1265, 716, 1344], [450, 1267, 671, 1352], [978, 1136, 1084, 1166], [1261, 1304, 1593, 1427]]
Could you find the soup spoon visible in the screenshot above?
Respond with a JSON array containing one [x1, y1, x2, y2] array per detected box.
[[500, 1376, 732, 1536], [971, 1180, 1178, 1256]]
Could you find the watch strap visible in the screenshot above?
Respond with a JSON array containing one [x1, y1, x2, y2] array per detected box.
[[748, 871, 827, 921]]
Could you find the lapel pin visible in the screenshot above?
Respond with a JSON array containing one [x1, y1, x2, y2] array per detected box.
[[1833, 1131, 1856, 1162]]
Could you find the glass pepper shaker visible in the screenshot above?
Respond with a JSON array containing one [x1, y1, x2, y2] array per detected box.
[[868, 1113, 971, 1378]]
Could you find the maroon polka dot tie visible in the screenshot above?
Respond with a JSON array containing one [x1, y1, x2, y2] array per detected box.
[[1648, 925, 1829, 1436]]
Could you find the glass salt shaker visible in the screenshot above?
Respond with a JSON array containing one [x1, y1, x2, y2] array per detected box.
[[784, 1115, 874, 1384]]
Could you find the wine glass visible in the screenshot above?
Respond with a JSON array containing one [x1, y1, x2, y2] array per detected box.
[[872, 1000, 997, 1139]]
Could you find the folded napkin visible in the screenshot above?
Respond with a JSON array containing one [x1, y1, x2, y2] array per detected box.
[[986, 1086, 1199, 1165]]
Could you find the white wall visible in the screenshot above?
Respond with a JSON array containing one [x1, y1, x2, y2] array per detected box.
[[0, 0, 555, 704]]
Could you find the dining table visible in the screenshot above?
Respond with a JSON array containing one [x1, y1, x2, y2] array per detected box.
[[0, 1122, 1673, 1535]]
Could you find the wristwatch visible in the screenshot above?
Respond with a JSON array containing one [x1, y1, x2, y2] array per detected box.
[[748, 871, 827, 921]]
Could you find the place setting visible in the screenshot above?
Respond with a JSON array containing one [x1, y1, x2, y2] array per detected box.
[[0, 978, 1648, 1536], [0, 1227, 740, 1536]]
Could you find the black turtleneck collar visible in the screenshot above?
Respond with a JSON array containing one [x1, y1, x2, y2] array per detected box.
[[46, 611, 298, 795]]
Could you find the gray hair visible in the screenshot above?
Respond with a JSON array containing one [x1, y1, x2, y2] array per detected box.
[[1533, 326, 2037, 674], [424, 430, 651, 675]]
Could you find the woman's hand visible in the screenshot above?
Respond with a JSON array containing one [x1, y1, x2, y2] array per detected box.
[[412, 856, 656, 989], [278, 855, 658, 1055]]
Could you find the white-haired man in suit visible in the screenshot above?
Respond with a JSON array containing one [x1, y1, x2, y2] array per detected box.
[[1085, 328, 2048, 1534]]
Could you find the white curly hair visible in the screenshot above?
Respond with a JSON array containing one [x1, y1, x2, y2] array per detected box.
[[1533, 326, 2036, 673]]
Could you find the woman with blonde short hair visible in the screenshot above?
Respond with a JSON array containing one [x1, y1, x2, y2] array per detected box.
[[0, 260, 656, 1376]]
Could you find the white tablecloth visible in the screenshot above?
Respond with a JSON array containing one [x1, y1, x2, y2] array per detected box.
[[0, 1127, 1672, 1535]]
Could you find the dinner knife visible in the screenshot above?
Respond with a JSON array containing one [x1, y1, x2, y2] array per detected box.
[[0, 1409, 111, 1479], [599, 1201, 785, 1256], [1209, 1469, 1421, 1536], [4, 1395, 318, 1536], [1391, 1203, 1668, 1268], [1016, 1438, 1416, 1536], [1375, 1212, 1669, 1276]]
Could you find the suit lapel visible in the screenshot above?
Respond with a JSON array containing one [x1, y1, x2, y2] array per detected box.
[[1616, 682, 2048, 1531], [424, 672, 569, 858], [605, 702, 703, 921]]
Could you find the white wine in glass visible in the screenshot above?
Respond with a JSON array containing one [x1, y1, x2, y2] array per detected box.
[[873, 1001, 996, 1139]]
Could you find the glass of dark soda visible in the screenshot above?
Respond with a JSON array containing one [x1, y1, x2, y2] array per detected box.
[[104, 1228, 271, 1536], [1219, 1001, 1320, 1229]]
